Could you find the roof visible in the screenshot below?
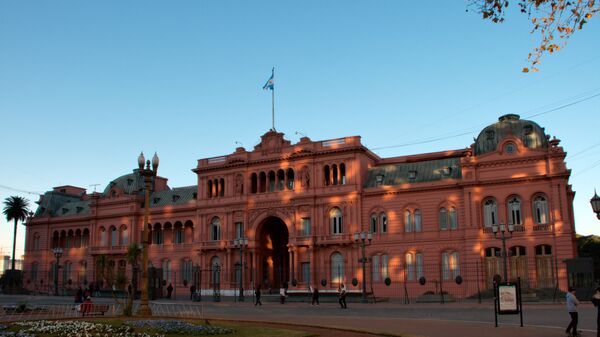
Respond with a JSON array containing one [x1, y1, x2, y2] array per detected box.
[[474, 114, 548, 156], [364, 157, 461, 188], [103, 169, 146, 195], [150, 185, 198, 207], [34, 191, 87, 217]]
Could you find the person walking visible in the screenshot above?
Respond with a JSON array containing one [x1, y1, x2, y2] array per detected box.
[[338, 283, 347, 309], [190, 284, 196, 300], [566, 286, 580, 337], [592, 286, 600, 337], [279, 286, 287, 304], [166, 283, 173, 299], [254, 284, 262, 306], [311, 285, 319, 305]]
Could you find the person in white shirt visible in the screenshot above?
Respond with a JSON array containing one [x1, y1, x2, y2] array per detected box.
[[566, 287, 580, 337]]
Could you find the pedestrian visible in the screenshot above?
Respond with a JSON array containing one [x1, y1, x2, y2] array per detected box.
[[338, 283, 347, 309], [255, 284, 262, 306], [74, 286, 83, 303], [592, 286, 600, 337], [166, 283, 173, 299], [280, 286, 286, 304], [190, 284, 196, 300], [566, 286, 580, 337], [311, 285, 319, 305]]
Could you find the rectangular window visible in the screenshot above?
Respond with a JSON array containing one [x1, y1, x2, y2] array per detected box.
[[235, 222, 243, 239], [301, 218, 311, 236], [301, 262, 310, 283]]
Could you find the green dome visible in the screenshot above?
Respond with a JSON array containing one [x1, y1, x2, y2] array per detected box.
[[474, 114, 548, 156], [103, 169, 146, 195]]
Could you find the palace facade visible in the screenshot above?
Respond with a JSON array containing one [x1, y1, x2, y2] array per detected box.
[[23, 114, 577, 299]]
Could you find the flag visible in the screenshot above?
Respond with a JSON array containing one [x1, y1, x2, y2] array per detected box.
[[263, 68, 274, 90]]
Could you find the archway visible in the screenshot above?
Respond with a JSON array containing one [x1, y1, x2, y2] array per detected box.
[[256, 216, 289, 290]]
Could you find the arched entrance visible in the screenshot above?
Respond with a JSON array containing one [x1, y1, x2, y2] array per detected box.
[[256, 217, 289, 289]]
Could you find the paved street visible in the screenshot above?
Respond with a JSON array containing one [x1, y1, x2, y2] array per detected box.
[[1, 294, 598, 337]]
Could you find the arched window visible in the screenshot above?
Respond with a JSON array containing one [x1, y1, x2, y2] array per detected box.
[[110, 226, 118, 246], [251, 173, 258, 194], [330, 207, 343, 234], [181, 259, 193, 285], [340, 163, 346, 185], [508, 197, 522, 225], [74, 229, 81, 248], [52, 231, 59, 248], [174, 222, 183, 244], [211, 217, 221, 241], [63, 261, 72, 285], [372, 255, 380, 282], [99, 227, 107, 247], [442, 251, 460, 280], [211, 256, 221, 286], [219, 178, 225, 197], [66, 230, 73, 248], [82, 229, 90, 248], [533, 195, 549, 224], [207, 180, 213, 198], [439, 207, 448, 230], [449, 207, 458, 230], [152, 224, 163, 245], [268, 171, 276, 192], [416, 252, 423, 279], [404, 210, 413, 233], [380, 213, 388, 233], [332, 164, 339, 185], [277, 169, 285, 191], [33, 233, 40, 251], [381, 254, 389, 279], [483, 199, 498, 227], [413, 209, 423, 232], [259, 172, 267, 193], [331, 252, 344, 285], [162, 259, 171, 283], [324, 165, 331, 186], [405, 253, 414, 280], [120, 225, 128, 246], [370, 213, 378, 233], [286, 168, 295, 190]]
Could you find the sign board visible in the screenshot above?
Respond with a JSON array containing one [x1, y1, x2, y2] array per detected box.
[[498, 283, 519, 314]]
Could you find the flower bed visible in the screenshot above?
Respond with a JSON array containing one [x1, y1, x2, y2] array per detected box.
[[125, 320, 234, 335], [6, 320, 234, 337]]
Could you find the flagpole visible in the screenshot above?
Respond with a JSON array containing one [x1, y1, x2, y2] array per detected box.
[[271, 67, 275, 131]]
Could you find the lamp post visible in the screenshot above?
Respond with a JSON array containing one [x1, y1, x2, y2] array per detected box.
[[234, 237, 248, 302], [590, 190, 600, 219], [353, 230, 372, 303], [52, 247, 63, 296], [138, 151, 159, 316], [491, 223, 514, 282]]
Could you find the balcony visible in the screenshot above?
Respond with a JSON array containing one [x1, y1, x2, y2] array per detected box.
[[316, 233, 352, 245], [533, 223, 552, 232]]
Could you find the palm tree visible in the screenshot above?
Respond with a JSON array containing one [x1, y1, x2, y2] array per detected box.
[[3, 196, 30, 270]]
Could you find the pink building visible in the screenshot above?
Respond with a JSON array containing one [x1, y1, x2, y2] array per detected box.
[[23, 114, 576, 300]]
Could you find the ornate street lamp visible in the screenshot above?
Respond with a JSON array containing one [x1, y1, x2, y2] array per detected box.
[[491, 223, 514, 282], [590, 190, 600, 219], [234, 237, 248, 302], [52, 247, 63, 296], [138, 151, 159, 316], [353, 230, 372, 303]]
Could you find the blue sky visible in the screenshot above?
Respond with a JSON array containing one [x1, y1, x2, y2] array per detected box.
[[1, 1, 599, 258]]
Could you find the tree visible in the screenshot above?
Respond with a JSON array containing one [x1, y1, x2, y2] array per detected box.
[[121, 243, 140, 316], [469, 0, 600, 72], [2, 196, 30, 270]]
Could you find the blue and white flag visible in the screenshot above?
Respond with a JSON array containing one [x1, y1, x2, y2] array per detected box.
[[263, 68, 274, 90]]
